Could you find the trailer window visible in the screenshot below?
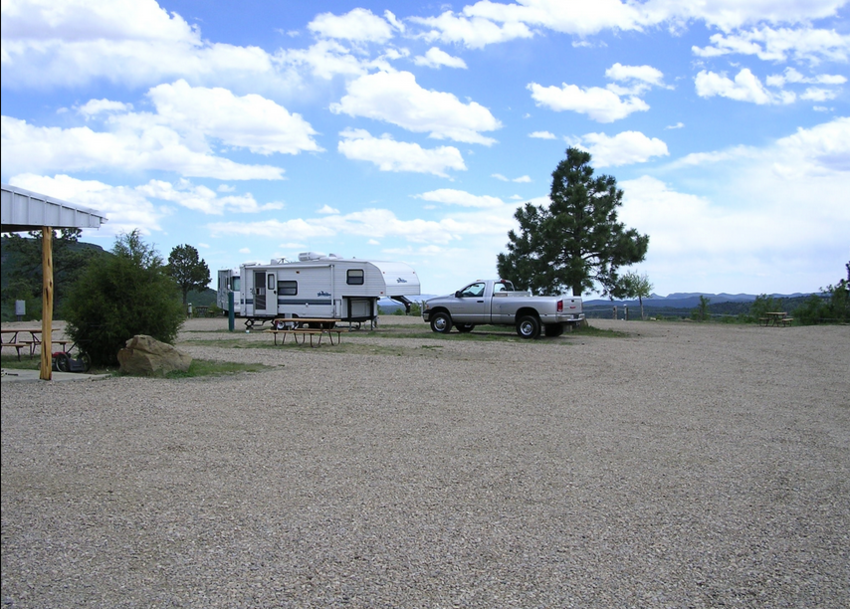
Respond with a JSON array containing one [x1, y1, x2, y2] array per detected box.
[[278, 280, 297, 295], [231, 277, 240, 291], [347, 269, 364, 285]]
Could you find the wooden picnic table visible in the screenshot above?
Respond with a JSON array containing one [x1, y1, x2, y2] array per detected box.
[[1, 328, 73, 360], [1, 328, 43, 360], [761, 312, 793, 327], [264, 318, 346, 347]]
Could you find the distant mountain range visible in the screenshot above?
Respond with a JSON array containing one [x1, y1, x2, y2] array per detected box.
[[379, 291, 815, 315], [583, 292, 811, 309]]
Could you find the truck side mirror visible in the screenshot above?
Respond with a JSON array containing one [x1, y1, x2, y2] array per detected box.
[[455, 290, 463, 298]]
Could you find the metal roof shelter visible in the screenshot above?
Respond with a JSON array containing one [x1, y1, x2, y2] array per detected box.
[[2, 184, 106, 232], [1, 183, 107, 380]]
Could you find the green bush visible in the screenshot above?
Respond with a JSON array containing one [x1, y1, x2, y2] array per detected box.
[[792, 295, 825, 325], [62, 231, 185, 366]]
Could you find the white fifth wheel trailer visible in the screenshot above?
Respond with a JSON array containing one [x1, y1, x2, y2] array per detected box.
[[233, 253, 420, 328]]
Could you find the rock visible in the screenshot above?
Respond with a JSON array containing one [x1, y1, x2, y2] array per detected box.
[[117, 335, 193, 376]]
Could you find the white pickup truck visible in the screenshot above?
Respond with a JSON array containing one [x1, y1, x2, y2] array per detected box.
[[422, 279, 585, 339]]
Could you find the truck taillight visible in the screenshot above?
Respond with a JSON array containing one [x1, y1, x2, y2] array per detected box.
[[557, 299, 563, 312]]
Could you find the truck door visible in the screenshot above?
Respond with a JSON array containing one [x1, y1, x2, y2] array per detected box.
[[452, 281, 489, 323]]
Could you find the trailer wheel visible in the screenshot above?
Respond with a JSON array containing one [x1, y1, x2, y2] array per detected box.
[[516, 315, 541, 339], [430, 312, 453, 334], [544, 323, 564, 337], [456, 324, 475, 333]]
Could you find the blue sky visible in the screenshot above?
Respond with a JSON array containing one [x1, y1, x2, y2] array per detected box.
[[2, 0, 848, 298]]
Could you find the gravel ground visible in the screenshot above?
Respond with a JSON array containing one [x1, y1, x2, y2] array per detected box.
[[2, 317, 849, 608]]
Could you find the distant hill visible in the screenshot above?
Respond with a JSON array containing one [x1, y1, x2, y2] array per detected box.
[[1, 236, 217, 318]]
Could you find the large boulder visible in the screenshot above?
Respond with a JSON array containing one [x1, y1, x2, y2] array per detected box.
[[117, 335, 192, 376]]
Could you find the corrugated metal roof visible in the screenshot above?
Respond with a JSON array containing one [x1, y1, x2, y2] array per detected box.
[[1, 183, 107, 233]]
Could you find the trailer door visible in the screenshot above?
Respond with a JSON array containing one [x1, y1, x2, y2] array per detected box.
[[252, 270, 277, 317]]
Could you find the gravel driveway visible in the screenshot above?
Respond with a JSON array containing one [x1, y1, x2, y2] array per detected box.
[[2, 317, 849, 608]]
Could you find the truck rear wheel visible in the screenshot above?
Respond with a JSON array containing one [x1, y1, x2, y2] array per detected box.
[[430, 312, 453, 334], [516, 315, 541, 339]]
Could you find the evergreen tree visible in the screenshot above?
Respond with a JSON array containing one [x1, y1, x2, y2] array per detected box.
[[167, 244, 211, 305], [497, 147, 649, 296]]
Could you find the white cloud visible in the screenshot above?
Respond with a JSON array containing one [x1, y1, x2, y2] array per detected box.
[[206, 218, 337, 240], [800, 87, 840, 101], [77, 99, 133, 118], [409, 1, 848, 49], [695, 68, 794, 104], [692, 26, 850, 64], [413, 47, 468, 69], [330, 71, 501, 145], [275, 39, 370, 81], [643, 116, 850, 250], [580, 131, 669, 167], [1, 81, 319, 179], [766, 67, 847, 88], [337, 128, 467, 177], [528, 82, 649, 122], [414, 188, 504, 208], [492, 173, 531, 182], [0, 0, 286, 90], [136, 179, 283, 214], [411, 11, 534, 49], [605, 62, 668, 94], [661, 1, 847, 32], [146, 80, 321, 155], [206, 209, 470, 245], [412, 1, 644, 48], [307, 8, 396, 44], [0, 115, 285, 180], [529, 131, 557, 139]]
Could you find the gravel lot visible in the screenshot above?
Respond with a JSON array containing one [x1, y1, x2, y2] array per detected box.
[[2, 317, 849, 608]]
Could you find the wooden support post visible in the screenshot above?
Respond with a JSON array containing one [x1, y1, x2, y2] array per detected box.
[[40, 227, 53, 380]]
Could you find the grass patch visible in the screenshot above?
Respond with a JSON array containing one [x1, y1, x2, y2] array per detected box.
[[1, 355, 41, 370], [160, 359, 274, 379]]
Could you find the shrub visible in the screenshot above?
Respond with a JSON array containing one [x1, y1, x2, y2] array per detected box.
[[62, 231, 185, 366]]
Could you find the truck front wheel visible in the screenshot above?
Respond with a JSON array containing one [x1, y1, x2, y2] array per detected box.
[[430, 311, 453, 334], [516, 315, 541, 339]]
